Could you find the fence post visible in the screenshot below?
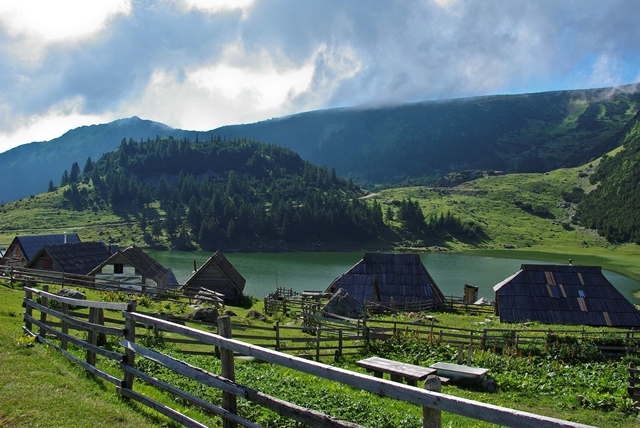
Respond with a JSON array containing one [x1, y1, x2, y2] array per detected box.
[[39, 284, 48, 339], [275, 321, 280, 351], [423, 375, 442, 428], [24, 287, 33, 332], [218, 315, 237, 428], [336, 329, 343, 360], [316, 327, 321, 362], [457, 344, 463, 364], [61, 302, 69, 350], [467, 344, 473, 365], [122, 299, 137, 391], [87, 307, 98, 366]]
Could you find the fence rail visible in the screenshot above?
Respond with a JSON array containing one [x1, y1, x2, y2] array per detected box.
[[21, 286, 595, 428]]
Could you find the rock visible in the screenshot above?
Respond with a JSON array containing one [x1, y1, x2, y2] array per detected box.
[[57, 288, 86, 300], [247, 310, 267, 321], [322, 288, 366, 319], [188, 307, 219, 323], [224, 309, 237, 316]]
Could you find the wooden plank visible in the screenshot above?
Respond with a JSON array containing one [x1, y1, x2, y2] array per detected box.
[[25, 313, 123, 361], [23, 287, 129, 310], [27, 326, 122, 386], [356, 357, 436, 382], [122, 366, 261, 428], [119, 388, 208, 428], [120, 340, 363, 428], [26, 300, 123, 337], [122, 312, 594, 428]]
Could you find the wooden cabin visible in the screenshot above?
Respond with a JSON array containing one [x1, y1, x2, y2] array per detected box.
[[25, 241, 112, 276], [0, 234, 81, 268], [325, 253, 445, 311], [493, 264, 640, 327], [182, 251, 246, 304], [88, 245, 168, 293]]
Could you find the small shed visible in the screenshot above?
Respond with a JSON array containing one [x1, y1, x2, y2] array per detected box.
[[325, 253, 445, 310], [0, 234, 81, 268], [25, 241, 112, 276], [182, 250, 246, 304], [88, 245, 168, 293], [493, 264, 640, 327]]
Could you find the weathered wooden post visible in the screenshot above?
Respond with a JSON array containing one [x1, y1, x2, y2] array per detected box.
[[457, 344, 464, 364], [218, 315, 237, 428], [39, 285, 48, 339], [315, 327, 321, 361], [122, 299, 137, 391], [423, 375, 442, 428], [467, 344, 473, 365], [274, 321, 280, 351], [87, 307, 105, 366], [61, 302, 69, 350], [24, 287, 33, 332]]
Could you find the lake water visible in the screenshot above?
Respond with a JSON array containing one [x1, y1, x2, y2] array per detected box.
[[147, 250, 640, 305]]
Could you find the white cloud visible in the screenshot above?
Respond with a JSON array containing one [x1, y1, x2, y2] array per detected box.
[[588, 54, 624, 88], [0, 0, 132, 42], [178, 0, 254, 14], [0, 98, 109, 153]]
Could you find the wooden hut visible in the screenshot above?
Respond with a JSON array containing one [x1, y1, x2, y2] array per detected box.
[[88, 245, 168, 293], [182, 251, 246, 304], [493, 264, 640, 327], [0, 234, 81, 268], [325, 253, 445, 311], [25, 241, 112, 276]]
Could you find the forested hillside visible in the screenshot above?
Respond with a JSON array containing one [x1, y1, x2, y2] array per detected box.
[[2, 84, 640, 204], [577, 112, 640, 243], [58, 136, 383, 250]]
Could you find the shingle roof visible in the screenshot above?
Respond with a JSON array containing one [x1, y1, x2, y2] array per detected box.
[[16, 234, 81, 261], [113, 245, 168, 283], [185, 250, 246, 293], [327, 253, 444, 305], [27, 241, 110, 275], [493, 264, 640, 327]]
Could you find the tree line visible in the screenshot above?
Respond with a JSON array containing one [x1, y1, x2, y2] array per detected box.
[[577, 112, 640, 244], [59, 135, 384, 249]]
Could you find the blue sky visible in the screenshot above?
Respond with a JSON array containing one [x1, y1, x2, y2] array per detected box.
[[0, 0, 639, 153]]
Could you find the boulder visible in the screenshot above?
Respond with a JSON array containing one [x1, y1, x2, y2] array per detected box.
[[224, 309, 237, 316], [188, 307, 219, 323], [57, 288, 86, 300], [247, 310, 267, 321], [322, 288, 366, 319]]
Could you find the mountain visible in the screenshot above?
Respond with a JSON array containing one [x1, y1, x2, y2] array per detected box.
[[214, 85, 640, 186], [2, 84, 640, 203], [0, 117, 184, 203], [577, 111, 640, 243]]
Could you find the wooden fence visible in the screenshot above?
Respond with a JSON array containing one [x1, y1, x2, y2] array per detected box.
[[22, 286, 596, 428]]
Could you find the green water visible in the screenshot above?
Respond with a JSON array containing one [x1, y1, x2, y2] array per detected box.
[[147, 250, 640, 304]]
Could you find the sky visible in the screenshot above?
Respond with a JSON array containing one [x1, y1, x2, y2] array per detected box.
[[1, 0, 640, 154]]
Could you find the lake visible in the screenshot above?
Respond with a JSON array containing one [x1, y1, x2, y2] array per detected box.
[[147, 250, 640, 304]]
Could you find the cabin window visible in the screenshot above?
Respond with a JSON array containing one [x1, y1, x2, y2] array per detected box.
[[578, 290, 585, 298], [43, 259, 52, 269], [114, 263, 124, 274]]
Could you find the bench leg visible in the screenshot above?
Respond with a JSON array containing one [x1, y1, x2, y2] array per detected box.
[[372, 370, 383, 379], [390, 373, 403, 383], [406, 378, 417, 387]]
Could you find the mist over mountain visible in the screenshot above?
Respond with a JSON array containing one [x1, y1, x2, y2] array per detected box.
[[1, 84, 639, 203]]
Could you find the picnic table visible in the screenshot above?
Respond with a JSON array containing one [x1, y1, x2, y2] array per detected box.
[[356, 356, 439, 386]]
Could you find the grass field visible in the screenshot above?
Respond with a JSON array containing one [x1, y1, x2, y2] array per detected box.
[[2, 282, 640, 427]]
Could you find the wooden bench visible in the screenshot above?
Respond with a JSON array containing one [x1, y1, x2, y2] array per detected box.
[[356, 357, 439, 387]]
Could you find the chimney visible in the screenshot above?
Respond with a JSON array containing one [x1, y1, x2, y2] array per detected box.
[[193, 260, 197, 273], [569, 258, 573, 265]]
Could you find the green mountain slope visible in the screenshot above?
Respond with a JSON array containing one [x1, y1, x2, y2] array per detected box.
[[0, 117, 183, 204], [577, 112, 640, 243], [2, 85, 639, 204], [215, 85, 640, 186]]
